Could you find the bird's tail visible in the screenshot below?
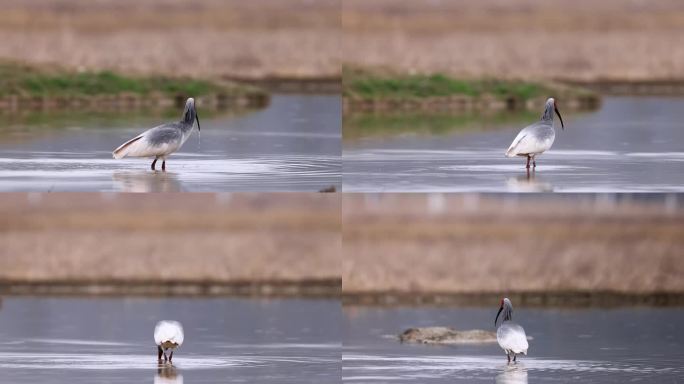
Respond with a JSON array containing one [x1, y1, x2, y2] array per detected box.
[[112, 135, 143, 159], [505, 146, 516, 157]]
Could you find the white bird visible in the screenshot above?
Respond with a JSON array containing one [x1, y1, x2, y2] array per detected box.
[[155, 320, 184, 363], [113, 98, 201, 171], [495, 298, 528, 363], [505, 98, 564, 170]]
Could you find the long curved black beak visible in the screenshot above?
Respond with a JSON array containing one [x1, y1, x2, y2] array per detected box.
[[555, 105, 564, 130], [195, 112, 201, 131], [495, 306, 503, 326]]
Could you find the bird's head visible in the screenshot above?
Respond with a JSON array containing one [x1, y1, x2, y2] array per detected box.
[[182, 97, 200, 131], [545, 97, 564, 130], [495, 297, 512, 326]]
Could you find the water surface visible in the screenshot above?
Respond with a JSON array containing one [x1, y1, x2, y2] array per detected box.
[[0, 94, 341, 192], [342, 306, 684, 383], [0, 297, 340, 383], [343, 97, 684, 192]]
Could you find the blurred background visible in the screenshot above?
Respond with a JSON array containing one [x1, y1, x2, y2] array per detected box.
[[0, 0, 341, 192], [0, 193, 339, 295], [0, 193, 340, 383], [343, 0, 683, 84], [342, 193, 684, 383], [342, 0, 684, 192], [342, 193, 683, 303], [0, 0, 340, 81]]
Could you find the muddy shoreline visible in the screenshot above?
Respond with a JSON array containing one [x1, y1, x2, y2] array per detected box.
[[343, 92, 600, 115], [0, 278, 341, 298], [231, 76, 341, 94], [343, 291, 684, 308], [563, 80, 684, 96], [0, 92, 269, 112], [0, 77, 338, 112]]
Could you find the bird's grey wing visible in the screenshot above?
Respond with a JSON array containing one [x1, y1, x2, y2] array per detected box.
[[144, 123, 183, 147], [526, 122, 554, 142]]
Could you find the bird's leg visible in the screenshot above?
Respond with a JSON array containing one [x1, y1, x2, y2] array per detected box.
[[532, 156, 536, 169], [169, 351, 173, 363], [151, 158, 158, 171], [162, 160, 166, 172], [506, 352, 511, 364], [525, 155, 531, 169], [163, 351, 168, 362], [513, 354, 517, 363], [157, 346, 163, 362]]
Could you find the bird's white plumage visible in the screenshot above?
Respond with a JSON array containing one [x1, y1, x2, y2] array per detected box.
[[497, 322, 528, 355], [505, 124, 555, 157], [112, 127, 185, 159], [112, 97, 198, 166], [154, 320, 184, 348], [505, 97, 562, 162]]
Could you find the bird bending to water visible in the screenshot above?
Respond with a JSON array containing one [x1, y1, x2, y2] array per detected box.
[[495, 298, 528, 363], [113, 98, 200, 171], [506, 98, 564, 170], [155, 320, 184, 363]]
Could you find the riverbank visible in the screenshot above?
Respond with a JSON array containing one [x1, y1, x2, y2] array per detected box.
[[0, 62, 268, 112], [343, 0, 684, 84], [344, 291, 684, 308], [0, 193, 340, 297], [342, 194, 684, 306], [343, 67, 599, 114], [0, 0, 340, 82]]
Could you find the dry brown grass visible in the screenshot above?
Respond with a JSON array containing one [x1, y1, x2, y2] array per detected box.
[[0, 193, 340, 284], [0, 0, 340, 79], [342, 194, 684, 295], [343, 0, 684, 81]]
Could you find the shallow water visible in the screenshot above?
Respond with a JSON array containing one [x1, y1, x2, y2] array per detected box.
[[343, 97, 684, 192], [0, 297, 340, 383], [342, 306, 684, 383], [0, 94, 341, 192]]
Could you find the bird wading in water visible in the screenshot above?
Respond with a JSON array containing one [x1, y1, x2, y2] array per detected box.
[[495, 298, 529, 363], [113, 98, 200, 171], [154, 320, 184, 363], [506, 98, 564, 170]]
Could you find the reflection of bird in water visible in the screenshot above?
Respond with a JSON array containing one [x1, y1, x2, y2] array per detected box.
[[495, 364, 528, 384], [495, 298, 529, 363], [113, 97, 200, 171], [506, 171, 553, 192], [155, 364, 183, 384], [506, 97, 564, 170], [155, 320, 184, 363], [112, 171, 184, 192]]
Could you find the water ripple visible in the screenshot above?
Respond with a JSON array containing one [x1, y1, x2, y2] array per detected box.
[[342, 353, 681, 382]]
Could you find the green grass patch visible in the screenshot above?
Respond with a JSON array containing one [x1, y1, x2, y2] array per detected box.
[[343, 67, 553, 100], [0, 62, 254, 98]]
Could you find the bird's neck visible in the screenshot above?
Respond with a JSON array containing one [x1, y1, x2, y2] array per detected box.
[[502, 307, 513, 322], [541, 105, 554, 122], [181, 109, 196, 131]]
